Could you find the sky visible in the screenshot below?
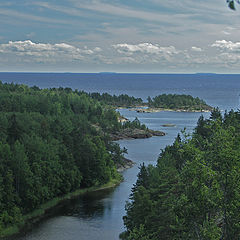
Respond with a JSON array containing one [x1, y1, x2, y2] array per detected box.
[[1, 0, 240, 73]]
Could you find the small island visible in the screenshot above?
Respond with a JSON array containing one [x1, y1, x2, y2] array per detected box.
[[146, 94, 213, 112], [89, 92, 213, 113], [129, 94, 213, 113]]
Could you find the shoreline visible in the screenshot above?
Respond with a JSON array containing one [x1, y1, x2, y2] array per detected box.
[[1, 111, 164, 239], [1, 178, 122, 239], [110, 128, 165, 141], [127, 107, 211, 113], [116, 157, 135, 172], [1, 126, 157, 239]]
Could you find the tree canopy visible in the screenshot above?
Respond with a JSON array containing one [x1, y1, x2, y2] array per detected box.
[[121, 108, 240, 240], [147, 94, 212, 111], [0, 81, 141, 235]]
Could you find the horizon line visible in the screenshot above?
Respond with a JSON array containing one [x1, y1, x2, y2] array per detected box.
[[0, 71, 237, 74]]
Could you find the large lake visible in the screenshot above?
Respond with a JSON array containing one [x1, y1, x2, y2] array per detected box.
[[3, 73, 239, 240]]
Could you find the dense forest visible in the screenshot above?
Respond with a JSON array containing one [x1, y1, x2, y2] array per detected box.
[[0, 81, 146, 236], [147, 94, 213, 111], [89, 92, 143, 107], [89, 93, 212, 112], [121, 108, 240, 240]]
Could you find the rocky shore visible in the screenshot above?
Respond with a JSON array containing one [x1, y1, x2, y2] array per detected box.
[[116, 157, 135, 172], [110, 128, 165, 141], [129, 107, 211, 113]]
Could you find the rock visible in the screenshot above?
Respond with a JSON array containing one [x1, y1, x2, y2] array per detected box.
[[116, 157, 135, 172], [162, 124, 176, 127], [110, 128, 165, 140], [148, 129, 166, 136]]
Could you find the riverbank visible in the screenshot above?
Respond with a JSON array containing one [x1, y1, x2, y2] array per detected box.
[[0, 178, 122, 239], [128, 107, 211, 113], [116, 157, 135, 172]]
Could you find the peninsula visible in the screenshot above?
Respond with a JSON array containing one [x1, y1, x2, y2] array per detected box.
[[146, 94, 213, 112], [89, 92, 213, 112]]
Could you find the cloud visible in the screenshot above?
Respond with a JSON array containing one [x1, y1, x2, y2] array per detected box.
[[29, 1, 90, 20], [220, 27, 237, 36], [67, 0, 195, 26], [208, 40, 240, 69], [221, 31, 231, 35], [110, 41, 240, 70], [0, 8, 72, 25], [191, 46, 202, 52], [17, 1, 239, 54], [211, 40, 240, 52], [112, 42, 186, 65], [0, 40, 102, 62], [93, 47, 102, 52], [1, 39, 240, 72], [113, 43, 179, 55]]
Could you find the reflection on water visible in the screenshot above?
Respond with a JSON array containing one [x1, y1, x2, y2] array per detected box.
[[60, 188, 115, 218], [12, 111, 210, 240]]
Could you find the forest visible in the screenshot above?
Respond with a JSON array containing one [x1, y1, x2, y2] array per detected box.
[[0, 81, 146, 236], [89, 93, 212, 112], [120, 108, 240, 240], [0, 81, 221, 238], [147, 94, 213, 111], [89, 92, 143, 107], [85, 92, 214, 112]]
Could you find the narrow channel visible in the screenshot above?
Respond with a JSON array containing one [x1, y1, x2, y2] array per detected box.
[[12, 110, 209, 240]]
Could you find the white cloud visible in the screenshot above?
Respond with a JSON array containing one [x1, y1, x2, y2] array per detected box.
[[191, 46, 202, 52], [113, 43, 179, 55], [1, 39, 240, 72], [0, 40, 102, 62], [211, 40, 240, 52], [221, 31, 231, 35], [111, 41, 240, 70], [112, 42, 187, 65], [66, 0, 201, 29], [94, 47, 102, 52], [208, 40, 240, 69]]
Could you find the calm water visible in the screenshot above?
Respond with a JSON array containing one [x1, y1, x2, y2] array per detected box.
[[3, 73, 239, 240]]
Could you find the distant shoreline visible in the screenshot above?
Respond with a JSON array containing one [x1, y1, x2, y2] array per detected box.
[[119, 106, 212, 113]]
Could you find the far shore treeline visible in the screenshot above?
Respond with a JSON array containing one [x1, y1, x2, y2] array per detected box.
[[89, 92, 212, 111]]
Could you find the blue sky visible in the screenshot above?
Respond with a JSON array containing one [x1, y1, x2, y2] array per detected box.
[[1, 0, 240, 73]]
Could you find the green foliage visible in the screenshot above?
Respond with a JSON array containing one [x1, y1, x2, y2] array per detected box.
[[122, 117, 147, 130], [148, 94, 212, 111], [89, 92, 143, 107], [122, 109, 240, 239], [0, 81, 126, 233], [227, 0, 240, 10]]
